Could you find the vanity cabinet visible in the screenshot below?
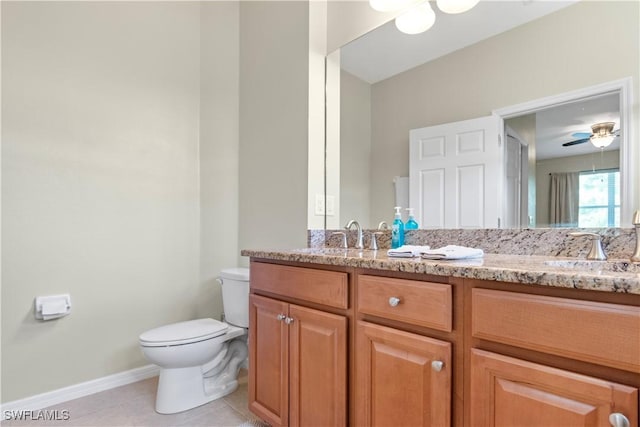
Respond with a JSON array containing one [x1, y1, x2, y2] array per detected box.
[[247, 258, 640, 427], [248, 263, 348, 427], [469, 287, 640, 427], [355, 321, 451, 426], [355, 275, 454, 427], [470, 349, 637, 426]]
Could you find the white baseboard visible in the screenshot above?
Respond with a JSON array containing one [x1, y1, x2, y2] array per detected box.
[[1, 364, 160, 413]]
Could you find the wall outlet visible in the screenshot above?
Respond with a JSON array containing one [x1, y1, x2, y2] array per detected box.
[[315, 194, 336, 216], [314, 194, 325, 215], [326, 195, 335, 216]]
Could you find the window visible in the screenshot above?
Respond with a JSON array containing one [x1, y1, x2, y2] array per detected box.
[[578, 170, 620, 227]]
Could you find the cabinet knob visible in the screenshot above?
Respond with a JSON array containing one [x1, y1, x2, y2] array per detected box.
[[431, 360, 444, 372], [609, 413, 630, 427], [284, 317, 295, 324], [277, 314, 286, 321], [388, 297, 401, 307]]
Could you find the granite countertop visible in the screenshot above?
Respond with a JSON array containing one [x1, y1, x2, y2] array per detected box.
[[241, 248, 640, 294]]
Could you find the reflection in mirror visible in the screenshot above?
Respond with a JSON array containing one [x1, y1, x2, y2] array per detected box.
[[506, 93, 620, 228], [325, 0, 638, 230]]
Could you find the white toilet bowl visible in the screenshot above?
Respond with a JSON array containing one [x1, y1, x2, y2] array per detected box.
[[139, 268, 250, 414]]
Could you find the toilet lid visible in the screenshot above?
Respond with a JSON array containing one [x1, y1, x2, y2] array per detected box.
[[139, 318, 228, 347], [220, 267, 250, 281]]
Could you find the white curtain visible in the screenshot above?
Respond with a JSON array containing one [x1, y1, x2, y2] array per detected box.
[[549, 172, 579, 227]]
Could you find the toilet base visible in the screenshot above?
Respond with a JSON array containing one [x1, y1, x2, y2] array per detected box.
[[154, 338, 248, 414]]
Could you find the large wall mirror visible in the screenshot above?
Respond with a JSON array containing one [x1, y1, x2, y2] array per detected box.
[[322, 0, 638, 230]]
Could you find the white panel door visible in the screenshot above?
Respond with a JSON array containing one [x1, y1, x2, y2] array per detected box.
[[409, 116, 502, 228]]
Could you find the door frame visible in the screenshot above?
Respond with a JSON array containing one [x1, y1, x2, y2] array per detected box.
[[492, 77, 635, 226], [504, 125, 529, 228]]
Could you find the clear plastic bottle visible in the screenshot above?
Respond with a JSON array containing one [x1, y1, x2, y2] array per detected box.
[[391, 206, 405, 249], [405, 208, 419, 230]]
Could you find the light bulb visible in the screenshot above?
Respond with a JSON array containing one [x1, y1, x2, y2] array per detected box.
[[395, 2, 436, 35], [590, 135, 614, 149], [436, 0, 480, 14], [369, 0, 417, 12]]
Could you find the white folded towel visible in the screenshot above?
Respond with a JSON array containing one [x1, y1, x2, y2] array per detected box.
[[421, 245, 484, 260], [387, 245, 431, 258]]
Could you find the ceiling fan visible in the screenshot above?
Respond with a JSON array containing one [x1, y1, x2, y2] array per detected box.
[[562, 122, 619, 148]]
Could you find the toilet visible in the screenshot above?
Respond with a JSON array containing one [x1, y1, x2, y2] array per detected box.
[[139, 268, 250, 414]]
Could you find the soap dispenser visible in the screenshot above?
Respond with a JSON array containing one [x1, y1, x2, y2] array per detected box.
[[405, 208, 419, 230], [391, 206, 405, 249]]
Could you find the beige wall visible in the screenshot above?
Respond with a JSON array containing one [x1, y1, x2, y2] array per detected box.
[[1, 0, 310, 403], [199, 2, 241, 320], [368, 1, 639, 225], [238, 1, 309, 256], [340, 70, 372, 226], [1, 2, 204, 401], [536, 150, 620, 227]]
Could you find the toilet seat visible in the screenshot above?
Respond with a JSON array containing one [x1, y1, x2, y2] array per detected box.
[[139, 318, 228, 347]]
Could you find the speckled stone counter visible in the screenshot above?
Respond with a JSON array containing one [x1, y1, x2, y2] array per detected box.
[[241, 248, 640, 295], [309, 228, 638, 259]]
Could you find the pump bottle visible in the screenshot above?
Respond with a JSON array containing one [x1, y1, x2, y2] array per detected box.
[[391, 206, 405, 249], [405, 208, 419, 230]]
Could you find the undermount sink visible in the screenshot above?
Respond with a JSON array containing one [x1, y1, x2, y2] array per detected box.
[[543, 259, 640, 273]]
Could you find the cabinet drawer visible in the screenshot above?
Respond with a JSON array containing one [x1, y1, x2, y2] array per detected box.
[[251, 262, 348, 309], [472, 288, 640, 373], [358, 275, 452, 332]]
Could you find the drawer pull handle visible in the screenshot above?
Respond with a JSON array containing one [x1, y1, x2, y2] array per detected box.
[[388, 297, 401, 307], [284, 317, 295, 325], [609, 413, 630, 427], [277, 314, 286, 321], [431, 360, 444, 372]]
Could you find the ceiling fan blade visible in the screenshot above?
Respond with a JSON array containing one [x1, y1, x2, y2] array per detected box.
[[562, 138, 590, 147], [571, 132, 591, 139]]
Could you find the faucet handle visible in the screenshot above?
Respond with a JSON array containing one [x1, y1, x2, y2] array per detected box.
[[370, 232, 384, 251], [378, 221, 389, 230], [632, 210, 640, 226], [331, 232, 348, 249], [568, 232, 607, 261]]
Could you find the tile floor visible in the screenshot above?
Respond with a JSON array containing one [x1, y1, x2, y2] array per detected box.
[[2, 370, 259, 427]]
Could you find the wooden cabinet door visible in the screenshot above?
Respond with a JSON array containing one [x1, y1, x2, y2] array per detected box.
[[470, 349, 638, 427], [289, 304, 347, 427], [249, 294, 289, 427], [355, 321, 452, 427]]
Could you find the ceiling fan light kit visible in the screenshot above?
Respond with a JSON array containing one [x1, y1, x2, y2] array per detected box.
[[436, 0, 480, 14], [369, 0, 479, 35], [368, 0, 417, 13], [590, 122, 616, 148], [395, 2, 436, 35]]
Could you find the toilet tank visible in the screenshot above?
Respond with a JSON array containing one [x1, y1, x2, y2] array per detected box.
[[219, 267, 250, 328]]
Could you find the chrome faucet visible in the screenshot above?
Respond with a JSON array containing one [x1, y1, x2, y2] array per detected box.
[[345, 220, 364, 249], [631, 210, 640, 263], [377, 221, 389, 230], [568, 232, 607, 261]]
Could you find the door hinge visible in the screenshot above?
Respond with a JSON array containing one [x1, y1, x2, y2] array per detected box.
[[498, 134, 502, 147]]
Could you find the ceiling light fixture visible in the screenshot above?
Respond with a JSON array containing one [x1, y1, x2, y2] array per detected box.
[[436, 0, 479, 14], [369, 0, 417, 13], [395, 2, 436, 35], [589, 122, 616, 149]]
